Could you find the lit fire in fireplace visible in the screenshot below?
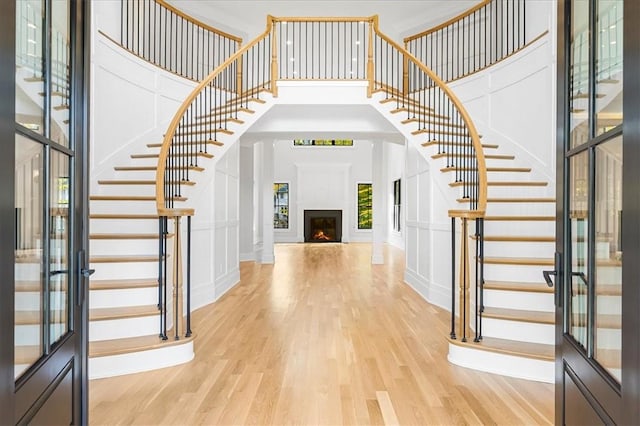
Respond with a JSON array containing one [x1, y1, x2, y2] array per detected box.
[[312, 229, 332, 241]]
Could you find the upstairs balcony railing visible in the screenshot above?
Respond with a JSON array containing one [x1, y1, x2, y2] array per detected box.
[[119, 0, 242, 81], [154, 15, 488, 345], [404, 0, 529, 82]]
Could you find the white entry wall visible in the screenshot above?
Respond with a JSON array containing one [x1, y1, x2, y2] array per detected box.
[[270, 139, 375, 244]]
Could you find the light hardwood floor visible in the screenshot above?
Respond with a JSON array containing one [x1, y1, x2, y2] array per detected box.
[[89, 243, 554, 425]]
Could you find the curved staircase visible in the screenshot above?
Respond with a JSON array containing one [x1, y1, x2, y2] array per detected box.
[[90, 10, 556, 382]]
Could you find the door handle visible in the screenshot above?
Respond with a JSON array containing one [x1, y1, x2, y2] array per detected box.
[[50, 269, 68, 276], [543, 270, 556, 287], [80, 268, 95, 278]]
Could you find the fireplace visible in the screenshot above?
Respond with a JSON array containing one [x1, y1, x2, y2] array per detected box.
[[304, 210, 342, 243]]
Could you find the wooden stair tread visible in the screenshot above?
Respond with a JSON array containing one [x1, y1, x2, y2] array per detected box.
[[53, 104, 70, 111], [484, 215, 555, 221], [15, 345, 41, 364], [458, 197, 556, 203], [89, 333, 194, 358], [448, 336, 554, 361], [483, 256, 554, 266], [483, 306, 555, 324], [90, 195, 187, 202], [425, 141, 498, 149], [90, 304, 158, 321], [90, 233, 173, 240], [198, 106, 255, 119], [90, 278, 157, 291], [414, 129, 476, 138], [401, 117, 465, 129], [572, 314, 621, 329], [596, 348, 621, 369], [442, 167, 532, 173], [183, 117, 244, 127], [389, 107, 448, 120], [433, 153, 513, 160], [177, 128, 234, 137], [16, 280, 67, 292], [146, 140, 224, 148], [16, 310, 65, 325], [131, 152, 214, 159], [450, 181, 547, 188], [114, 165, 205, 172], [90, 214, 159, 219], [98, 179, 195, 186], [484, 280, 554, 294], [90, 254, 162, 263], [472, 235, 555, 242]]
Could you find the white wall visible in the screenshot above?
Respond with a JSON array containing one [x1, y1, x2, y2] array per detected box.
[[448, 27, 556, 184], [271, 140, 374, 244], [385, 142, 406, 249]]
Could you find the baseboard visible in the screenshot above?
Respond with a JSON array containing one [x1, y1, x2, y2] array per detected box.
[[215, 268, 240, 300], [239, 251, 255, 262], [403, 268, 450, 312]]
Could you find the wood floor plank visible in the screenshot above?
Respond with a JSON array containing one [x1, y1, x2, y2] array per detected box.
[[88, 243, 553, 425]]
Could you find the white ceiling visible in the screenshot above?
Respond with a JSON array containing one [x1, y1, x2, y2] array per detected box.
[[167, 0, 481, 42]]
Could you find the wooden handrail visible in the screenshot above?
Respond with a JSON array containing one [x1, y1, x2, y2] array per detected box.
[[155, 19, 274, 215], [403, 0, 492, 43], [373, 21, 487, 216], [155, 0, 242, 44]]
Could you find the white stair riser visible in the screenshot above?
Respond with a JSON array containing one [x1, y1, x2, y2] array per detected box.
[[90, 315, 160, 341], [15, 264, 40, 281], [572, 294, 621, 316], [485, 202, 555, 216], [482, 241, 555, 258], [482, 317, 554, 345], [106, 170, 157, 180], [486, 185, 552, 198], [15, 325, 40, 346], [571, 327, 620, 350], [15, 291, 67, 311], [484, 220, 555, 236], [483, 263, 547, 283], [596, 265, 622, 284], [448, 343, 554, 383], [483, 290, 554, 312], [89, 340, 194, 379], [90, 238, 161, 255], [90, 287, 158, 309], [90, 261, 160, 281], [93, 184, 157, 197], [90, 200, 158, 215], [90, 219, 160, 234]]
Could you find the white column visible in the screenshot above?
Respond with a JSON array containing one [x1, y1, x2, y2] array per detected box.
[[239, 144, 255, 261], [260, 140, 275, 263], [371, 140, 387, 264]]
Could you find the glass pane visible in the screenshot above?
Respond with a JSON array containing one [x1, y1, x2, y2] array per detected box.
[[16, 0, 45, 134], [594, 136, 622, 382], [568, 151, 589, 349], [15, 134, 44, 379], [50, 150, 70, 344], [51, 0, 71, 147], [273, 183, 289, 229], [595, 0, 623, 136], [569, 0, 590, 149], [357, 183, 372, 229]]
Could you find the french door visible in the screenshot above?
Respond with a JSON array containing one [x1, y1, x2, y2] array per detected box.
[[0, 0, 89, 423], [556, 0, 640, 424]]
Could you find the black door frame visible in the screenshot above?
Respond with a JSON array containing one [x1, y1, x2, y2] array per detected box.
[[556, 0, 640, 424], [0, 0, 90, 423]]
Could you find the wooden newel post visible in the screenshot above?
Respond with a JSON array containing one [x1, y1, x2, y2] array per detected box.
[[270, 17, 279, 98], [367, 17, 376, 97], [458, 218, 471, 342]]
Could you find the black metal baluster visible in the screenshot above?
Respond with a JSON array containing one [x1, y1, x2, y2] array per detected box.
[[186, 215, 192, 337], [450, 216, 456, 339]]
